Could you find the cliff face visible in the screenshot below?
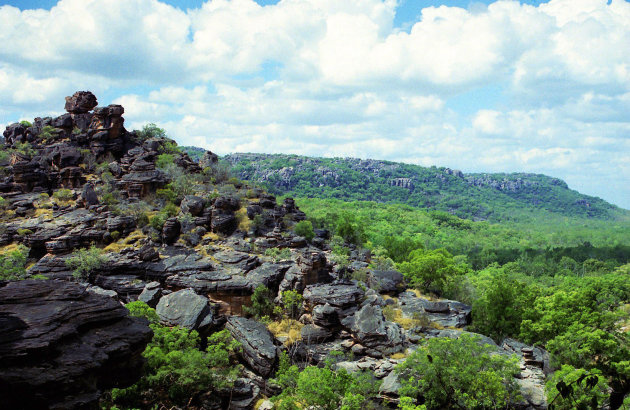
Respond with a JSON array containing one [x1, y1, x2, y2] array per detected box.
[[224, 153, 619, 221]]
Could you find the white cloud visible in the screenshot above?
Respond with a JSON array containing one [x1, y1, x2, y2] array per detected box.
[[1, 0, 630, 207]]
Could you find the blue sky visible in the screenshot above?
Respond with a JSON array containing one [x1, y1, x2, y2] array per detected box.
[[1, 0, 629, 208]]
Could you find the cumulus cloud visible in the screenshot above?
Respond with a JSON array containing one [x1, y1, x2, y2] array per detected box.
[[1, 0, 630, 207]]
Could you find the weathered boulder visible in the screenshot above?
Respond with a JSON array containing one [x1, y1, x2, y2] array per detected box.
[[303, 282, 364, 309], [181, 195, 205, 216], [349, 305, 404, 354], [156, 288, 216, 330], [138, 281, 162, 308], [64, 91, 98, 114], [199, 150, 219, 169], [0, 280, 152, 410], [81, 182, 99, 206], [246, 262, 290, 290], [399, 291, 471, 328], [162, 217, 181, 244], [369, 270, 404, 293], [312, 303, 339, 328], [225, 316, 277, 377]]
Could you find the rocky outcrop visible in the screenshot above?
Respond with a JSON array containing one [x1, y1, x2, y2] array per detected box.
[[65, 91, 98, 114], [399, 291, 471, 328], [0, 280, 152, 410], [225, 316, 278, 377]]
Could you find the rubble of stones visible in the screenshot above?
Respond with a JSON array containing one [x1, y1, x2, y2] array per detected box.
[[0, 92, 548, 409]]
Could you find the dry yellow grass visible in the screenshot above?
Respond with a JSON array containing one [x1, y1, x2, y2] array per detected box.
[[235, 207, 250, 232], [268, 319, 303, 346], [0, 243, 21, 254], [34, 208, 53, 218], [202, 232, 220, 241], [104, 230, 147, 253], [389, 352, 407, 360]]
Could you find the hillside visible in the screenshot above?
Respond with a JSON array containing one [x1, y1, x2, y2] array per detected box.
[[220, 152, 625, 222]]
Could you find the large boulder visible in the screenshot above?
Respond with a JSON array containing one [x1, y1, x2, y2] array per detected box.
[[349, 305, 404, 354], [64, 91, 98, 114], [0, 280, 152, 409], [156, 288, 216, 330], [303, 282, 364, 309], [225, 316, 277, 377], [368, 270, 404, 293]]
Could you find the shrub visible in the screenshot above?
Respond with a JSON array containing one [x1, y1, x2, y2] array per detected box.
[[293, 220, 315, 241], [113, 301, 241, 407], [65, 245, 109, 281], [53, 189, 74, 202], [281, 290, 303, 320], [0, 245, 29, 280], [38, 125, 58, 142], [14, 142, 36, 157], [397, 248, 469, 297], [101, 192, 119, 206], [265, 247, 292, 261], [243, 285, 275, 319], [156, 153, 175, 170], [0, 196, 6, 209], [150, 213, 168, 231], [271, 353, 380, 410], [16, 228, 33, 236], [396, 334, 521, 409], [136, 123, 167, 140], [228, 177, 242, 188], [19, 120, 32, 127], [156, 188, 177, 203]]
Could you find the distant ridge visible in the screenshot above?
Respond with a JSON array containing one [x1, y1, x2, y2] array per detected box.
[[210, 152, 626, 222]]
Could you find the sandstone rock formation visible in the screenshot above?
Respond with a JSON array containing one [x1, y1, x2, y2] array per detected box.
[[0, 280, 152, 409]]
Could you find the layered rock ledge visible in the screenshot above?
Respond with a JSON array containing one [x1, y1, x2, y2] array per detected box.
[[0, 280, 153, 409]]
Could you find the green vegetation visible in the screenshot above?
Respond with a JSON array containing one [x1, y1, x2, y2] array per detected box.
[[227, 153, 626, 222], [398, 248, 469, 297], [112, 301, 241, 408], [243, 284, 275, 319], [293, 220, 315, 241], [137, 123, 167, 140], [546, 365, 608, 409], [271, 351, 381, 409], [0, 245, 29, 280], [396, 334, 521, 409], [297, 198, 630, 271], [65, 245, 109, 281]]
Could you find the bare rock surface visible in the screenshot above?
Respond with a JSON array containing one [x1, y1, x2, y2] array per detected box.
[[0, 280, 152, 410], [225, 316, 278, 378]]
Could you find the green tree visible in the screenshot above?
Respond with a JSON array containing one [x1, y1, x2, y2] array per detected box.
[[335, 211, 366, 245], [293, 220, 315, 241], [545, 365, 608, 410], [137, 123, 167, 140], [398, 248, 468, 296], [243, 285, 275, 319], [281, 290, 303, 320], [396, 334, 521, 409], [472, 270, 533, 342]]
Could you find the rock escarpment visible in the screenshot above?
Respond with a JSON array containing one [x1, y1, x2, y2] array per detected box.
[[0, 279, 152, 409]]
